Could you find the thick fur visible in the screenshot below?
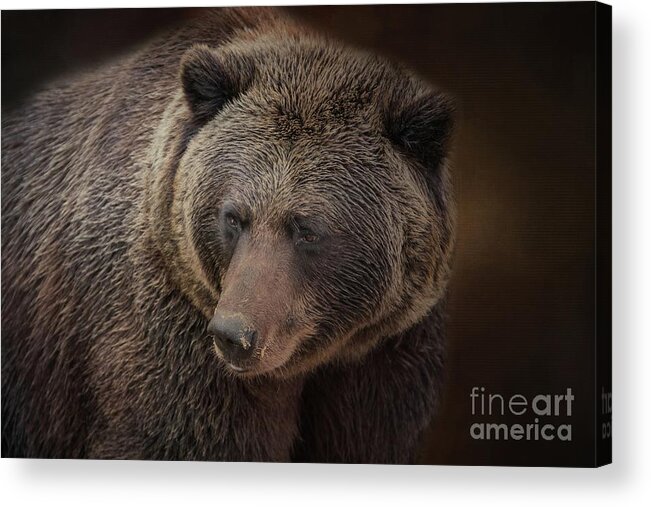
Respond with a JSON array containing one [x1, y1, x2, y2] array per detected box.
[[1, 7, 454, 462]]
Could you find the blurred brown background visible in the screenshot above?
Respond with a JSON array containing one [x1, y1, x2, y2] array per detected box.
[[1, 3, 599, 466]]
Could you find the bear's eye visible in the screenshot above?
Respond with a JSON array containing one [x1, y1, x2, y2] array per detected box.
[[225, 213, 240, 230], [296, 229, 319, 245], [290, 216, 325, 251], [299, 231, 319, 243]]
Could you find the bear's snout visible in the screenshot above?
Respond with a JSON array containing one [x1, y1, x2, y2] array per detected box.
[[208, 311, 257, 370]]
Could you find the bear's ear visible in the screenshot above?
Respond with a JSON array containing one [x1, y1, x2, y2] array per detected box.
[[385, 90, 455, 173], [180, 45, 253, 124]]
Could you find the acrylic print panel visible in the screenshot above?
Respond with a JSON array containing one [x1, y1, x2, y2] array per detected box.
[[1, 3, 611, 466]]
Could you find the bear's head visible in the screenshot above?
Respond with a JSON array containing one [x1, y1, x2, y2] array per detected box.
[[149, 31, 455, 378]]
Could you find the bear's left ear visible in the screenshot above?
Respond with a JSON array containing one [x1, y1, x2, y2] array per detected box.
[[384, 90, 456, 173], [180, 45, 254, 124]]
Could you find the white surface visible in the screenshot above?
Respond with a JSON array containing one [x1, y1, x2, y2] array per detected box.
[[1, 0, 650, 505]]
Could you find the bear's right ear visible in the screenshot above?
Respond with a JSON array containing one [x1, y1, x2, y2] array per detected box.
[[180, 45, 253, 124]]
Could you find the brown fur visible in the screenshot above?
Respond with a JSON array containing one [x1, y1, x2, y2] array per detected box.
[[1, 7, 455, 462]]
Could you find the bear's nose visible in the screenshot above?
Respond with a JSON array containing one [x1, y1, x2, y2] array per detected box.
[[207, 312, 257, 366]]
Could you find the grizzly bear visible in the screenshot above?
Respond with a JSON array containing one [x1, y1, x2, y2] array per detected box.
[[1, 7, 455, 463]]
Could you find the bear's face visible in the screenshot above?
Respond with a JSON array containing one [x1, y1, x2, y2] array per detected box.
[[154, 36, 454, 377]]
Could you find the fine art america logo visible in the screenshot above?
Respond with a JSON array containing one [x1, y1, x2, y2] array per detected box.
[[470, 387, 574, 442]]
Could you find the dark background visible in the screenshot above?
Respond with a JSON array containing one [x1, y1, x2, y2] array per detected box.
[[1, 3, 600, 466]]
